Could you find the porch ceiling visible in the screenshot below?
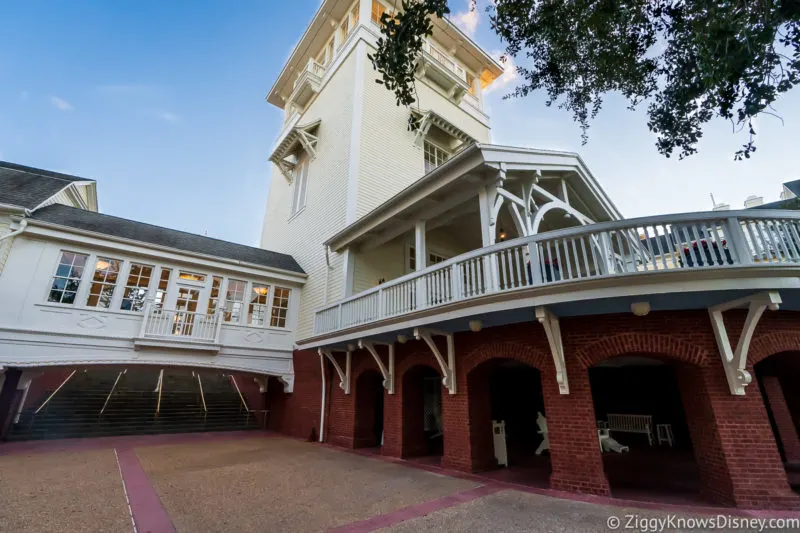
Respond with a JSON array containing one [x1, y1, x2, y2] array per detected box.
[[325, 143, 623, 253]]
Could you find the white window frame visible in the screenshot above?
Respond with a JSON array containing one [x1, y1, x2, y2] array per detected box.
[[248, 284, 271, 327], [406, 243, 449, 274], [224, 278, 248, 324], [270, 286, 292, 328], [85, 256, 124, 309], [119, 262, 155, 312], [290, 151, 310, 217], [46, 251, 90, 306], [423, 138, 451, 174]]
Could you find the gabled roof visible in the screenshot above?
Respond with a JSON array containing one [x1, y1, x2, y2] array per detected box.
[[31, 204, 305, 275], [0, 161, 95, 210], [784, 179, 800, 198]]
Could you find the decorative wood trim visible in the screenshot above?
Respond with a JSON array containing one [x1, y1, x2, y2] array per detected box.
[[319, 347, 351, 394], [413, 327, 456, 394], [708, 291, 782, 395], [358, 339, 395, 394], [535, 306, 569, 394]]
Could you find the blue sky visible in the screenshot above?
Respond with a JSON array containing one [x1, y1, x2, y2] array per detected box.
[[1, 0, 799, 247]]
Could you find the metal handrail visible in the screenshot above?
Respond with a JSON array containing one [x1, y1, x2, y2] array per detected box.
[[99, 369, 125, 416], [34, 370, 76, 414]]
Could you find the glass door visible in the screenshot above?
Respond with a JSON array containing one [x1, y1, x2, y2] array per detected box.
[[173, 287, 200, 336]]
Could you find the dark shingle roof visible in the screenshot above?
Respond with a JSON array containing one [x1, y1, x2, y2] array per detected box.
[[0, 161, 93, 209], [32, 204, 305, 274], [784, 179, 800, 198]]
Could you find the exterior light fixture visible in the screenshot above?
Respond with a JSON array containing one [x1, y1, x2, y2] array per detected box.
[[499, 228, 506, 241], [630, 301, 651, 317], [254, 287, 269, 296], [397, 334, 407, 344], [469, 319, 482, 332]]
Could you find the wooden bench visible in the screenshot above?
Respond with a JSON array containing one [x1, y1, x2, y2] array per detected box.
[[606, 414, 654, 446]]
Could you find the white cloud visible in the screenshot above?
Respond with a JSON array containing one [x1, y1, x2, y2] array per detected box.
[[484, 52, 518, 94], [452, 0, 479, 37], [158, 111, 179, 123], [49, 96, 73, 111]]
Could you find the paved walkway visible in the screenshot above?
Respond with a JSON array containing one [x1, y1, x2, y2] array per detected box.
[[1, 431, 799, 533]]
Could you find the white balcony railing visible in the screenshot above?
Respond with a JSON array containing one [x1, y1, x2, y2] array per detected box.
[[292, 58, 326, 90], [313, 211, 800, 336], [421, 39, 467, 82], [139, 303, 223, 344]]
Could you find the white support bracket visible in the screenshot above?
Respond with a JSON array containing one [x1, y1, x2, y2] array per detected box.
[[319, 348, 351, 395], [413, 328, 456, 394], [358, 340, 395, 394], [535, 307, 569, 394], [708, 291, 782, 395]]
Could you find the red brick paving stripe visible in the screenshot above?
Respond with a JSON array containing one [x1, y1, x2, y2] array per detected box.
[[327, 484, 502, 533], [116, 448, 176, 533]]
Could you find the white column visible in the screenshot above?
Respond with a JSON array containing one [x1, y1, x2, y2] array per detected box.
[[478, 186, 499, 292], [415, 220, 427, 271], [342, 248, 356, 297], [358, 0, 371, 26], [415, 220, 426, 309]]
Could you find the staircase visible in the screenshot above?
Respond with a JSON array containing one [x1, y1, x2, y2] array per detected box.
[[8, 368, 262, 441]]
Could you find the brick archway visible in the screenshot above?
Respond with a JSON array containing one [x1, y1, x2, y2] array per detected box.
[[353, 369, 384, 448], [575, 332, 710, 369], [461, 341, 550, 377], [749, 331, 800, 367]]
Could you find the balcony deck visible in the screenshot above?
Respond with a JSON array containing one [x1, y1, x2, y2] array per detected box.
[[310, 210, 800, 343]]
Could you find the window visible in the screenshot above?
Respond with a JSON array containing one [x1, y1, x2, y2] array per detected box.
[[291, 152, 309, 215], [224, 279, 247, 323], [173, 287, 199, 335], [154, 268, 172, 309], [429, 252, 446, 265], [351, 3, 359, 26], [339, 17, 350, 46], [326, 39, 335, 64], [120, 263, 153, 311], [466, 72, 476, 96], [371, 0, 393, 24], [178, 271, 206, 282], [86, 257, 122, 308], [424, 140, 450, 173], [48, 251, 88, 305], [408, 246, 448, 272], [248, 285, 270, 326], [207, 276, 223, 315], [270, 287, 291, 328]]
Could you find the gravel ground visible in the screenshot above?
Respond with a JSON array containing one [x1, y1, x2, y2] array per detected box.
[[378, 490, 755, 533], [135, 436, 477, 533], [0, 449, 131, 533]]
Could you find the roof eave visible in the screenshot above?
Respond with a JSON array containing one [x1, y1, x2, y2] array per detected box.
[[24, 218, 308, 281]]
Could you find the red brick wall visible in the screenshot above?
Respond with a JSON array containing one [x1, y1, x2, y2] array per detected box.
[[273, 310, 800, 509], [266, 349, 322, 441], [761, 376, 800, 464]]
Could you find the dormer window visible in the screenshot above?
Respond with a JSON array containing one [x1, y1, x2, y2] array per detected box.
[[411, 109, 475, 173], [269, 119, 320, 186]]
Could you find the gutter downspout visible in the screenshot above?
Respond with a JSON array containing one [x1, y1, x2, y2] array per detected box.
[[318, 352, 326, 443], [0, 219, 28, 243]]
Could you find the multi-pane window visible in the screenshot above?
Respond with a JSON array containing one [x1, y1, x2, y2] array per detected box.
[[291, 152, 309, 216], [224, 279, 247, 323], [207, 276, 223, 316], [154, 268, 172, 309], [48, 251, 88, 305], [120, 263, 153, 311], [371, 0, 392, 24], [270, 287, 291, 328], [429, 252, 446, 265], [424, 140, 450, 173], [409, 246, 447, 272], [248, 285, 270, 326], [86, 257, 122, 308]]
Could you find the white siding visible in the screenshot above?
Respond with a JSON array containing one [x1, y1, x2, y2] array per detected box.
[[352, 227, 472, 293], [261, 46, 360, 339], [355, 44, 491, 220], [0, 216, 11, 277]]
